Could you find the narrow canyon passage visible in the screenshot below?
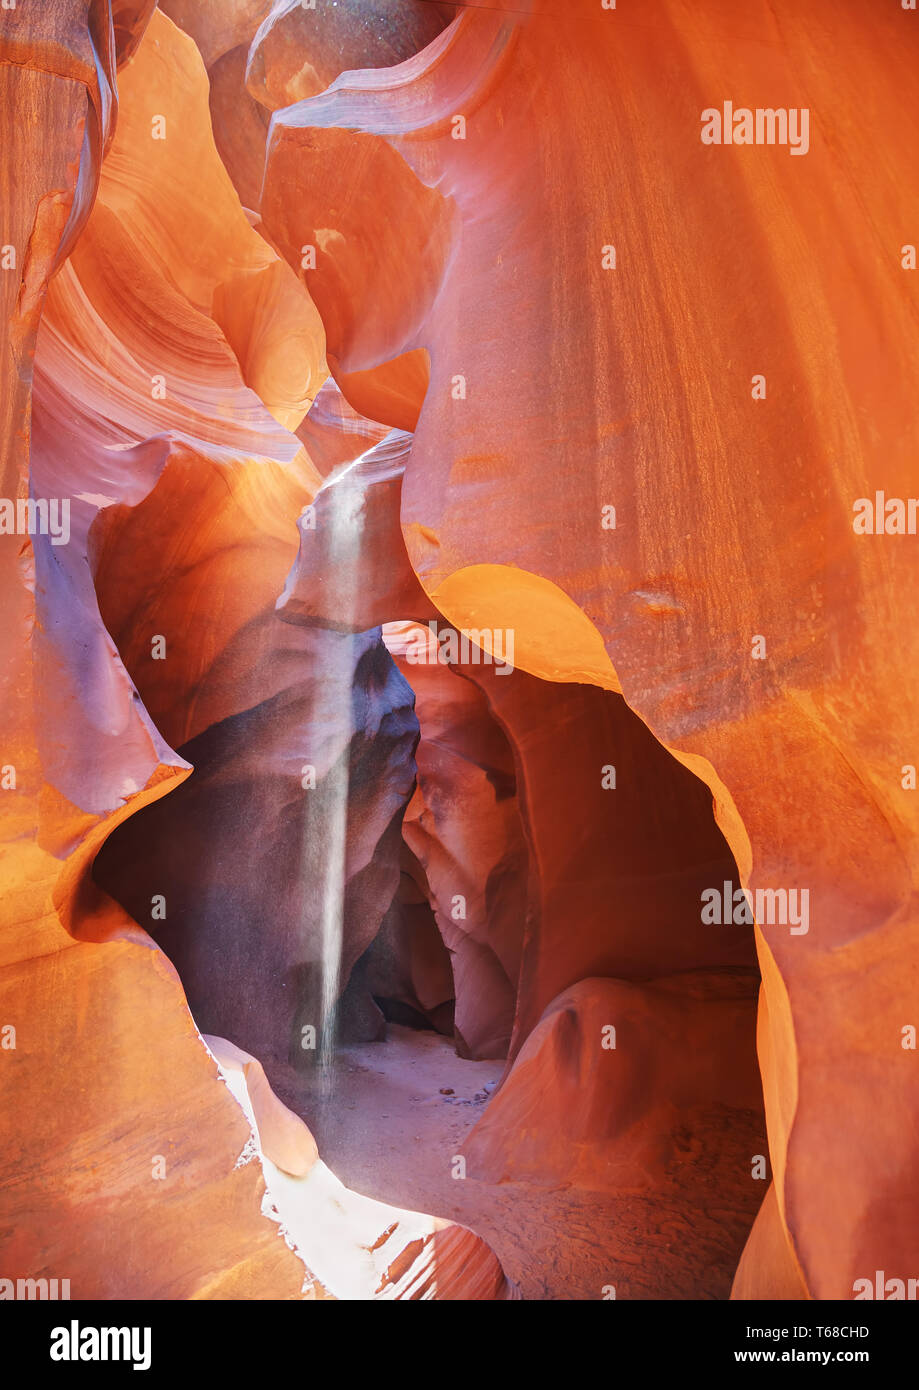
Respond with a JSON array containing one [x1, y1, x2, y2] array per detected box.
[[92, 608, 767, 1298], [76, 0, 771, 1283], [3, 0, 915, 1317]]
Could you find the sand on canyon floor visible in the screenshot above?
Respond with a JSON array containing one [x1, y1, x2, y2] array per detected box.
[[277, 1024, 747, 1300]]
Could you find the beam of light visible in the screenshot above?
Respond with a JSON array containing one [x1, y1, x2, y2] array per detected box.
[[312, 454, 365, 1097]]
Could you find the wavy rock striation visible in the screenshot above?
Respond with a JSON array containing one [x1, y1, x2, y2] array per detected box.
[[3, 0, 915, 1306]]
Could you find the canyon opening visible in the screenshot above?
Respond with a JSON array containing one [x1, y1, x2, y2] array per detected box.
[[2, 0, 917, 1354]]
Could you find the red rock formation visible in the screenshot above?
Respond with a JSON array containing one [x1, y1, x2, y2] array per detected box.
[[464, 973, 764, 1192], [382, 620, 755, 1064], [246, 0, 456, 111], [296, 377, 390, 479], [0, 2, 510, 1301], [3, 0, 916, 1311], [277, 430, 436, 632], [470, 664, 757, 1060], [346, 862, 457, 1040], [259, 0, 919, 1301], [462, 973, 765, 1297], [33, 21, 389, 1080], [159, 0, 272, 71], [0, 0, 307, 1303], [92, 621, 419, 1066], [385, 623, 529, 1060]]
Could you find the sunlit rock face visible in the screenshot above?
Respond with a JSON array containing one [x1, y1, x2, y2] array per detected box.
[[256, 0, 919, 1302], [0, 1, 504, 1301], [2, 0, 916, 1306], [0, 0, 309, 1303]]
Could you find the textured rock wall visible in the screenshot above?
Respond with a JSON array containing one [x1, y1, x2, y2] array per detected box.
[[2, 0, 916, 1304], [0, 2, 506, 1300], [256, 0, 919, 1300]]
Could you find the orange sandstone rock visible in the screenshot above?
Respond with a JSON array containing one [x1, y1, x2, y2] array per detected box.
[[261, 0, 919, 1299]]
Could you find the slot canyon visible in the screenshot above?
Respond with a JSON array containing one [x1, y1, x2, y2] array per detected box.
[[1, 0, 917, 1314]]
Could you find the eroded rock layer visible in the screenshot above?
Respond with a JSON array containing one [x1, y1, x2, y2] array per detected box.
[[2, 0, 915, 1306], [0, 2, 509, 1300], [256, 0, 919, 1300]]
